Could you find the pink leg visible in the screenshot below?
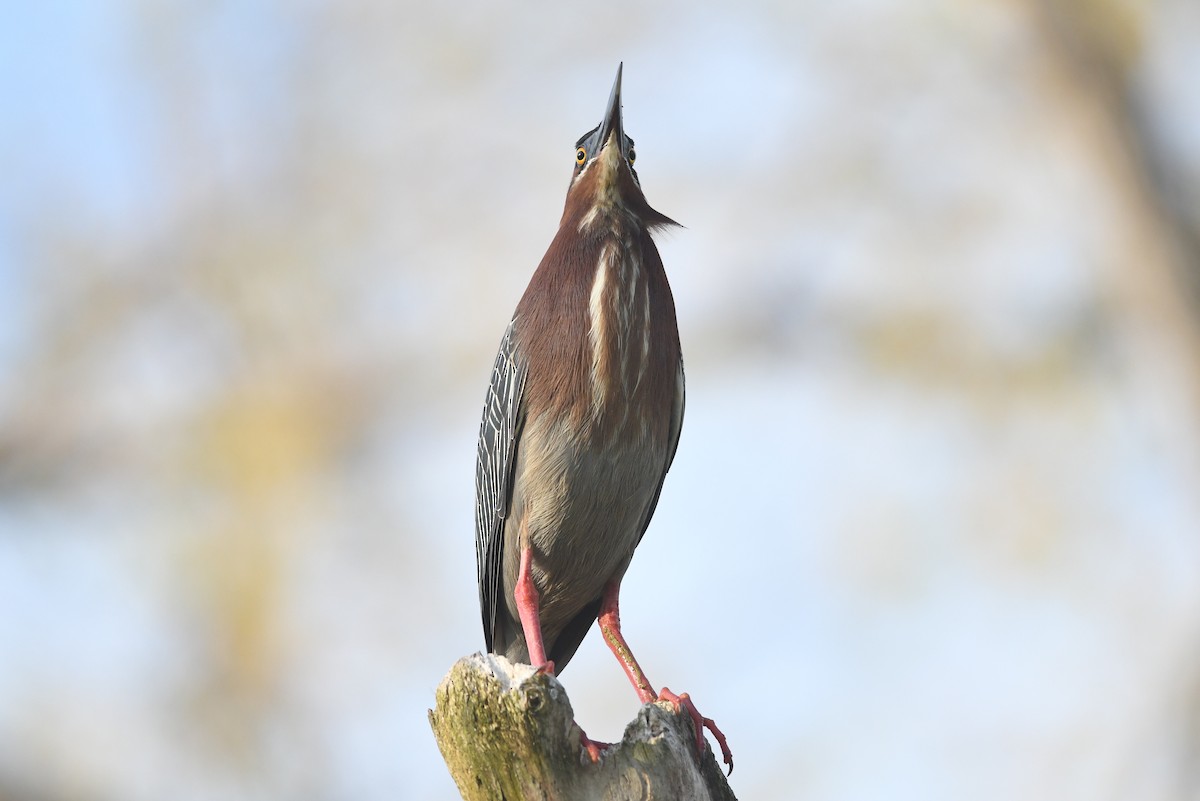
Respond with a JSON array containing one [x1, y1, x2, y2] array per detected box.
[[597, 580, 734, 775], [597, 580, 657, 703], [516, 547, 608, 764], [514, 546, 555, 675]]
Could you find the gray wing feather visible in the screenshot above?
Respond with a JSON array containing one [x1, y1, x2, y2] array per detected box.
[[475, 320, 527, 652]]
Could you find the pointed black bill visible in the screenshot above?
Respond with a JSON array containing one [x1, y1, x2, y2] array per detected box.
[[595, 63, 624, 152]]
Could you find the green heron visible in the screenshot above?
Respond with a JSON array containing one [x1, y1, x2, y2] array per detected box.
[[474, 64, 732, 772]]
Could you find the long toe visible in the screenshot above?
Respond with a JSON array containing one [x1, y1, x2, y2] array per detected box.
[[576, 726, 609, 764], [658, 687, 734, 775]]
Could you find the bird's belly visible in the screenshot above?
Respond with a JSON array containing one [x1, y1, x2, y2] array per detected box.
[[506, 413, 666, 633]]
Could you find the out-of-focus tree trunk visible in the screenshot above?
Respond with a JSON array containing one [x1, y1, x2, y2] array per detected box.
[[1032, 7, 1200, 798]]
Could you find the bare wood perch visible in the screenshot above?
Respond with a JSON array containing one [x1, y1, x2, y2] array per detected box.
[[429, 654, 737, 801]]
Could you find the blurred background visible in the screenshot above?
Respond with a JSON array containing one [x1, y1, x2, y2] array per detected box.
[[2, 1, 1200, 799]]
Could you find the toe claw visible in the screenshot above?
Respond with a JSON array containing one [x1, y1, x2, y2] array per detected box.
[[658, 687, 733, 775], [702, 715, 734, 775]]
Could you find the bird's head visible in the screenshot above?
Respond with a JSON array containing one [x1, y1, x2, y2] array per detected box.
[[564, 63, 675, 230]]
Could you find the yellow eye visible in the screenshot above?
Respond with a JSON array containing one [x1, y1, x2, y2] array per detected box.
[[628, 148, 636, 165], [575, 147, 587, 165]]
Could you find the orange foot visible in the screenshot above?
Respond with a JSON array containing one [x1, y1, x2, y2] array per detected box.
[[659, 687, 733, 775]]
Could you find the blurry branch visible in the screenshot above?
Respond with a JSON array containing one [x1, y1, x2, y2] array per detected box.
[[428, 654, 737, 801], [1034, 5, 1200, 796], [1037, 0, 1200, 317]]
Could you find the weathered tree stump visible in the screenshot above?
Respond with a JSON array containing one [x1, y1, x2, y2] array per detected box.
[[429, 653, 737, 800]]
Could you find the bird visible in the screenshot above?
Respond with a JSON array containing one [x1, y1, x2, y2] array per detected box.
[[473, 63, 732, 773]]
